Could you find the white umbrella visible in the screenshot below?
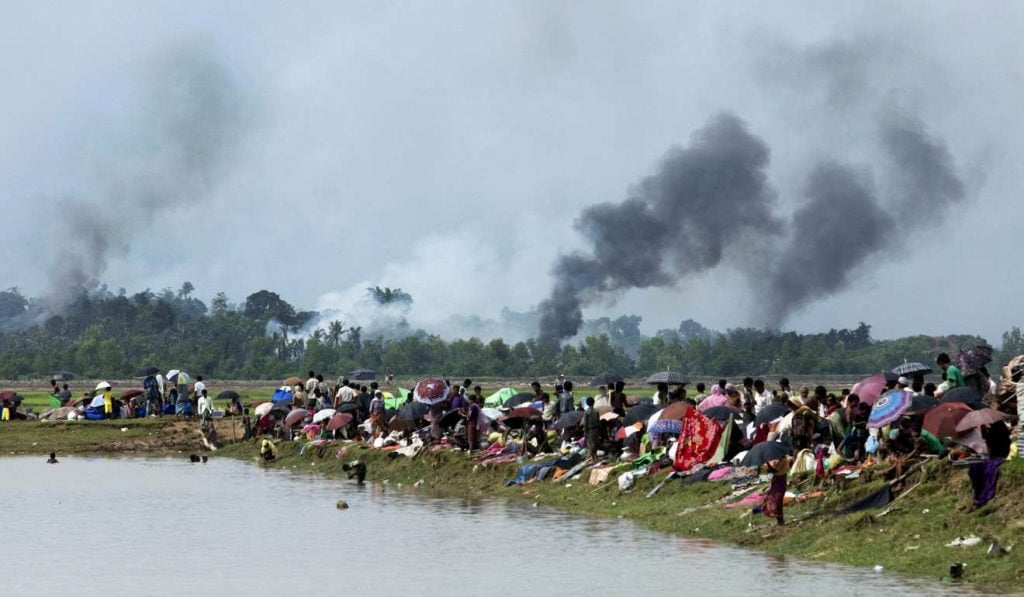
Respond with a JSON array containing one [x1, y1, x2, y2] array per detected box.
[[481, 407, 503, 422], [312, 408, 336, 423], [95, 381, 111, 391], [253, 403, 273, 417], [89, 395, 106, 408]]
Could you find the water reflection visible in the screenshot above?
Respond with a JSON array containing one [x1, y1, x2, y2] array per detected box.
[[0, 457, 1001, 597]]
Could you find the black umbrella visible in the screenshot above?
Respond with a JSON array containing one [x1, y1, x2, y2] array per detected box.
[[702, 406, 739, 422], [390, 401, 430, 431], [135, 366, 160, 377], [349, 368, 376, 381], [645, 370, 689, 385], [892, 362, 932, 376], [217, 390, 241, 401], [624, 403, 659, 426], [270, 403, 290, 417], [504, 392, 537, 409], [740, 441, 792, 468], [435, 408, 463, 429], [940, 386, 985, 408], [754, 404, 791, 426], [883, 371, 900, 383], [336, 402, 360, 414], [589, 372, 623, 387], [627, 396, 654, 407], [51, 371, 75, 382], [907, 395, 939, 414], [554, 410, 585, 430]]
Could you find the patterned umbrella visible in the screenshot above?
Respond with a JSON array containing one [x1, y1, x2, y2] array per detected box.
[[326, 412, 353, 431], [413, 378, 450, 406], [955, 408, 1009, 433], [952, 346, 993, 376], [892, 362, 932, 376], [645, 370, 690, 385], [923, 402, 972, 438], [649, 418, 683, 434], [615, 422, 644, 440], [851, 373, 886, 405], [867, 390, 913, 428]]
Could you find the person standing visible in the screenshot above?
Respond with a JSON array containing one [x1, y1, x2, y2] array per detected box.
[[305, 371, 318, 395], [466, 395, 481, 452], [193, 376, 206, 401], [197, 389, 214, 420], [554, 381, 575, 417], [652, 383, 669, 406], [753, 379, 771, 415], [334, 379, 355, 407], [583, 397, 600, 461], [609, 381, 627, 417], [369, 390, 386, 439], [59, 383, 72, 406]]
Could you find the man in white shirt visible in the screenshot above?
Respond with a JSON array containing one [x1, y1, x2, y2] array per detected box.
[[593, 386, 611, 409], [753, 379, 771, 415], [197, 389, 213, 419], [652, 383, 669, 406], [193, 376, 206, 400], [334, 379, 356, 406], [305, 371, 318, 394]]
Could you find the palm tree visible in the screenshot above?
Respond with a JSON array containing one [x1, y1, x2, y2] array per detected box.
[[327, 320, 346, 348]]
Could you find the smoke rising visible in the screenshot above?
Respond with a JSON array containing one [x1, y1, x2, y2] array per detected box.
[[537, 113, 780, 343], [540, 108, 968, 341], [46, 40, 246, 311]]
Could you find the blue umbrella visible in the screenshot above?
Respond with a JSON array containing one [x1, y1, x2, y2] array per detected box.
[[649, 419, 682, 435], [867, 390, 913, 428]]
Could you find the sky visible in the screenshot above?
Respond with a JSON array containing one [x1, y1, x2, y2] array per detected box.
[[1, 1, 1022, 342]]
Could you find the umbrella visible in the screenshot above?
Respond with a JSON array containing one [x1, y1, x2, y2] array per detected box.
[[624, 403, 659, 425], [433, 409, 463, 429], [51, 371, 75, 381], [284, 409, 309, 427], [166, 370, 190, 384], [940, 386, 985, 408], [68, 396, 89, 408], [600, 411, 620, 422], [952, 345, 994, 376], [615, 422, 644, 440], [658, 401, 692, 421], [851, 373, 886, 405], [89, 395, 106, 408], [95, 381, 112, 391], [504, 392, 537, 409], [867, 390, 913, 429], [702, 406, 739, 422], [135, 367, 160, 377], [698, 394, 729, 411], [923, 402, 972, 438], [0, 390, 19, 401], [217, 390, 241, 401], [326, 412, 353, 431], [270, 403, 291, 417], [589, 372, 623, 387], [906, 395, 939, 415], [740, 441, 792, 468], [349, 369, 376, 381], [554, 410, 585, 430], [884, 371, 900, 383], [283, 376, 303, 387], [336, 402, 360, 414], [892, 362, 932, 376], [481, 407, 503, 421], [253, 403, 273, 417], [649, 418, 683, 435], [754, 404, 791, 426], [393, 401, 430, 422], [312, 408, 336, 423], [955, 408, 1009, 433], [413, 378, 450, 406], [501, 407, 541, 429], [626, 396, 653, 406], [645, 370, 689, 385], [119, 389, 145, 400]]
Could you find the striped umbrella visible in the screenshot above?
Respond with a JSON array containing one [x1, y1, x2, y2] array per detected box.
[[645, 370, 689, 385], [867, 390, 913, 428], [891, 362, 932, 376]]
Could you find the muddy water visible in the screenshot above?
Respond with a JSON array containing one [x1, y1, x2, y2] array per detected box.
[[1, 457, 986, 596]]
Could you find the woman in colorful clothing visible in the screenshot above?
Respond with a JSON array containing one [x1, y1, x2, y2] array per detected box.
[[369, 390, 386, 439], [760, 455, 791, 526]]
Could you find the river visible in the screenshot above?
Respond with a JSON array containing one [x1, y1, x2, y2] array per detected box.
[[0, 456, 990, 596]]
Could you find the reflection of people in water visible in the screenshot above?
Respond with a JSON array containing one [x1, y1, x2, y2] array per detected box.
[[260, 439, 277, 462], [342, 460, 366, 484], [46, 452, 58, 464]]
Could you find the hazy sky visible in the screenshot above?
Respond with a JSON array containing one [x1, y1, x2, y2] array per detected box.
[[1, 1, 1022, 341]]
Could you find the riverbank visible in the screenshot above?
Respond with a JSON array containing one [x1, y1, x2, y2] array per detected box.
[[216, 440, 1024, 592], [4, 421, 1022, 591]]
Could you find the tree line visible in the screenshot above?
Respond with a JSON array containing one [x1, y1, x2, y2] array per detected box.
[[0, 285, 1015, 380]]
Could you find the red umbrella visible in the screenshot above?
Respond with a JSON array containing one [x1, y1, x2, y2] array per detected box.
[[120, 389, 145, 400], [851, 373, 887, 405], [500, 407, 541, 429], [923, 402, 972, 438], [326, 412, 353, 431], [615, 422, 644, 440], [413, 378, 450, 406], [0, 390, 18, 401]]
